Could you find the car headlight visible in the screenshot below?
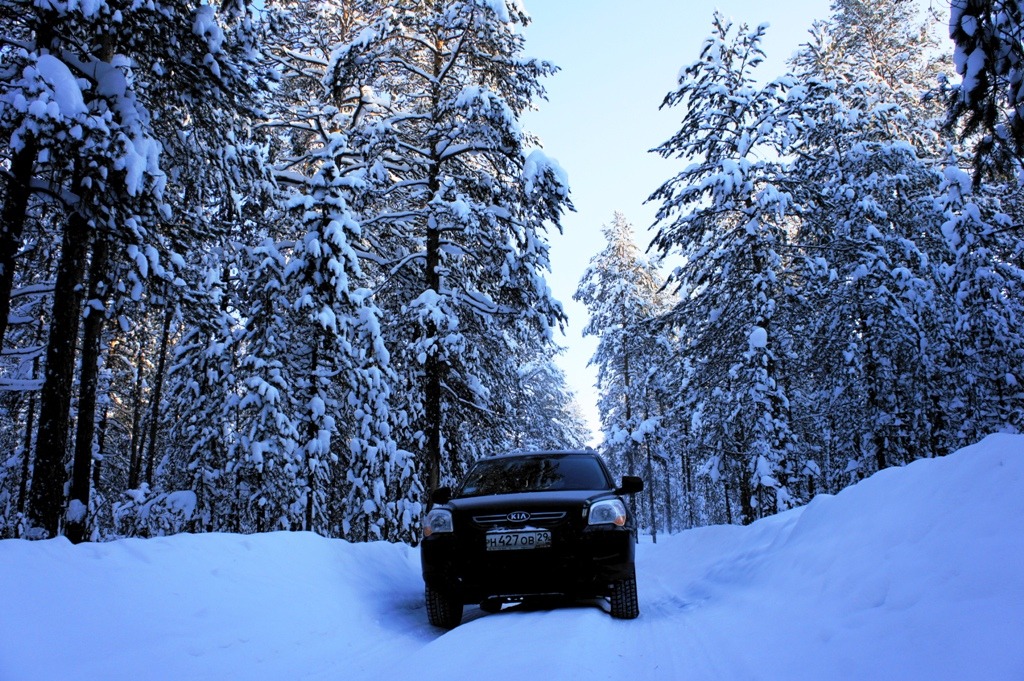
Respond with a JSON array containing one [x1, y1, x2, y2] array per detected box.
[[423, 508, 453, 537], [588, 499, 627, 526]]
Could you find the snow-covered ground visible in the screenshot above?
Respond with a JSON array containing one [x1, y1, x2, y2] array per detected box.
[[2, 434, 1023, 680]]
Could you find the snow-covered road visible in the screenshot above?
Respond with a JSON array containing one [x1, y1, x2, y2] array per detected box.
[[2, 434, 1023, 681]]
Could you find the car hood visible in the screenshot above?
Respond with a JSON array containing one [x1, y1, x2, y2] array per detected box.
[[448, 489, 614, 514]]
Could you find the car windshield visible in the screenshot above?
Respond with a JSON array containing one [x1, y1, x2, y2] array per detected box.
[[458, 455, 611, 497]]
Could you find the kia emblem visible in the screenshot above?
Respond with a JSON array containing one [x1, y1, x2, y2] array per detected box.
[[507, 511, 530, 523]]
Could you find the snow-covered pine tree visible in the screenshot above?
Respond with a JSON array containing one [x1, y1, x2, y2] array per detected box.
[[285, 149, 405, 540], [784, 0, 953, 479], [650, 15, 800, 524], [506, 348, 591, 452], [219, 224, 395, 538], [328, 0, 570, 498], [132, 0, 273, 536], [4, 0, 267, 539], [575, 212, 674, 532], [231, 0, 422, 541], [947, 0, 1024, 184], [940, 0, 1024, 440], [228, 240, 302, 533], [164, 246, 245, 533], [939, 158, 1024, 439], [6, 12, 162, 539]]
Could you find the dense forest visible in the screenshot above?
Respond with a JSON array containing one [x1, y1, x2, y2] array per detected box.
[[1, 0, 1021, 543], [582, 0, 1024, 534]]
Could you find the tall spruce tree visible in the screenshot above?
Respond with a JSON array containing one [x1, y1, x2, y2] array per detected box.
[[649, 15, 801, 523], [575, 212, 673, 529], [507, 351, 591, 452], [329, 0, 571, 498], [1, 0, 266, 538], [785, 0, 953, 476]]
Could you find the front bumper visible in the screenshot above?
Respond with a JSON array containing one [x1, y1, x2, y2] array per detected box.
[[421, 525, 636, 603]]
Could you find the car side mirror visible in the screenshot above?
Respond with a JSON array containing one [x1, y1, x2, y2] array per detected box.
[[431, 486, 452, 505], [617, 476, 643, 495]]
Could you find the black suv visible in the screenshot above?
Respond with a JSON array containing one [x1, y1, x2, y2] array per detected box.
[[420, 450, 643, 628]]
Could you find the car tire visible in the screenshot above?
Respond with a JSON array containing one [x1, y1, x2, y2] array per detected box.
[[609, 575, 639, 619], [425, 585, 464, 629]]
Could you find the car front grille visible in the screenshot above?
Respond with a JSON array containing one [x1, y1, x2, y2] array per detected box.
[[472, 511, 567, 526]]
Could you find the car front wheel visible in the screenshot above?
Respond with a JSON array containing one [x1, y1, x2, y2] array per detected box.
[[609, 575, 639, 619], [425, 584, 464, 629]]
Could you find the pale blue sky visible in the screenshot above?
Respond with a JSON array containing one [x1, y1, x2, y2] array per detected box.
[[520, 0, 833, 439]]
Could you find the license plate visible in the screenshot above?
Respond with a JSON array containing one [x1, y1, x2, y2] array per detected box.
[[485, 530, 552, 551]]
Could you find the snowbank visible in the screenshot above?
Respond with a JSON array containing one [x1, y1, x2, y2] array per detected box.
[[1, 434, 1022, 680]]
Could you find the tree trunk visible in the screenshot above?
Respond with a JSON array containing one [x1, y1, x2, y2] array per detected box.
[[621, 335, 639, 528], [740, 475, 755, 526], [422, 33, 446, 503], [867, 354, 887, 471], [0, 140, 39, 355], [145, 301, 174, 486], [661, 457, 673, 535], [423, 219, 443, 499], [305, 340, 320, 532], [27, 211, 89, 538], [66, 234, 111, 544], [94, 406, 108, 489], [645, 439, 656, 544], [683, 448, 696, 529], [127, 343, 146, 489], [16, 353, 40, 517]]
